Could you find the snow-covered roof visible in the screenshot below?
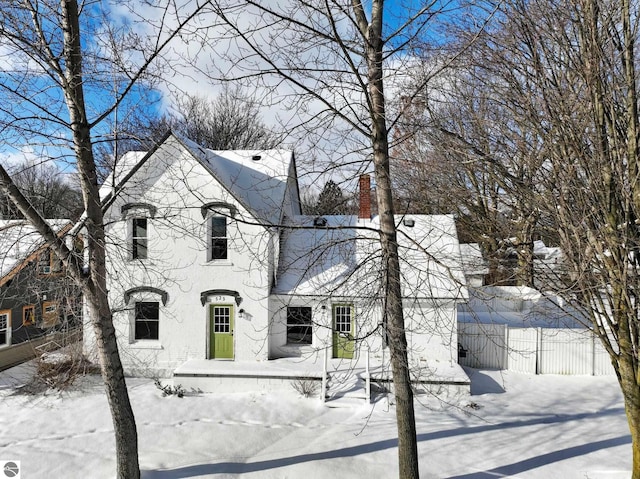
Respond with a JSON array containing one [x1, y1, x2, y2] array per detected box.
[[533, 239, 563, 261], [178, 135, 293, 225], [458, 285, 586, 328], [0, 219, 71, 279], [101, 132, 295, 226], [459, 243, 490, 277], [274, 214, 468, 300]]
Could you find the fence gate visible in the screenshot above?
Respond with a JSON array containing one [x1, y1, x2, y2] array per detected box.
[[458, 323, 507, 369], [506, 328, 538, 374]]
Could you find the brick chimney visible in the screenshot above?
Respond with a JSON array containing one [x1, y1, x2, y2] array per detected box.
[[359, 174, 372, 220]]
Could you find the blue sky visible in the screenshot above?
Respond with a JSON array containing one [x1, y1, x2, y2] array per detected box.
[[0, 0, 465, 184]]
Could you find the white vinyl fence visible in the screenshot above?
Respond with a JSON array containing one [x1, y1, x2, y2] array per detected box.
[[458, 322, 615, 376]]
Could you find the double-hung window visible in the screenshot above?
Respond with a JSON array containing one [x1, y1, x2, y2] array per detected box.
[[134, 301, 159, 340], [38, 250, 63, 276], [22, 305, 35, 326], [42, 301, 59, 328], [209, 216, 228, 260], [286, 306, 313, 345], [0, 310, 10, 346], [132, 218, 148, 260], [122, 203, 155, 261]]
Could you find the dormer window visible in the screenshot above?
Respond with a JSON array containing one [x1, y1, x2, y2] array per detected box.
[[209, 216, 228, 260]]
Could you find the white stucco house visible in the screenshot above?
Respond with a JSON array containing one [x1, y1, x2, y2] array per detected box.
[[85, 131, 470, 395]]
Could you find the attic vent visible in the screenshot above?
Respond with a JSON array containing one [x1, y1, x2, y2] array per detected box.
[[251, 155, 262, 161], [313, 216, 328, 227], [403, 218, 415, 227]]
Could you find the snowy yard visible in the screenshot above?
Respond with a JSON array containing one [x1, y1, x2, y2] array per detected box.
[[0, 364, 631, 478]]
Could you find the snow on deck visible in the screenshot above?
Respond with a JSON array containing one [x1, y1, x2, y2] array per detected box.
[[173, 357, 470, 385]]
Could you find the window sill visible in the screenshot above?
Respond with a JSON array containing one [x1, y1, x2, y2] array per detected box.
[[283, 343, 314, 349], [129, 258, 153, 263], [201, 260, 234, 267], [129, 341, 163, 350]]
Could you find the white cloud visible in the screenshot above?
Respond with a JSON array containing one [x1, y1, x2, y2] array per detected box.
[[2, 147, 39, 170]]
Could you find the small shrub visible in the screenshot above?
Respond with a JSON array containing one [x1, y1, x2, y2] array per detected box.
[[22, 343, 100, 394], [292, 377, 319, 398], [154, 379, 185, 398]]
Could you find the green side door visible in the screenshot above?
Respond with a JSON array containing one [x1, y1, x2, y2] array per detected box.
[[332, 304, 354, 359], [210, 304, 234, 359]]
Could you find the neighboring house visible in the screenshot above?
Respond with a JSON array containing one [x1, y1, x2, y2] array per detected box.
[[87, 131, 469, 392], [0, 220, 83, 366], [458, 243, 489, 287]]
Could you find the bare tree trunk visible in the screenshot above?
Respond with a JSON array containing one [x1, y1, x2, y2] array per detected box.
[[60, 2, 140, 477], [515, 210, 538, 288], [84, 288, 140, 479], [360, 2, 419, 477]]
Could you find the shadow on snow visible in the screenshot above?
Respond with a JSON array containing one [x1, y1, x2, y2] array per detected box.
[[141, 407, 627, 478]]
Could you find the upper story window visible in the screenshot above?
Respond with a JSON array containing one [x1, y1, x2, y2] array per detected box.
[[201, 202, 236, 262], [38, 250, 63, 276], [122, 203, 156, 262], [132, 218, 148, 260], [209, 216, 228, 261]]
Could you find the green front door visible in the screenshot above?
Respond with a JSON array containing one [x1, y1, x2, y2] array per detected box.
[[332, 304, 354, 359], [210, 304, 234, 359]]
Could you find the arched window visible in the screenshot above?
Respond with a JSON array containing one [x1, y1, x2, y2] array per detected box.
[[124, 286, 168, 342], [121, 203, 156, 261], [201, 202, 236, 262]]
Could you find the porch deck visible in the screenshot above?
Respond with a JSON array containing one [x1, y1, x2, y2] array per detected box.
[[173, 356, 470, 397]]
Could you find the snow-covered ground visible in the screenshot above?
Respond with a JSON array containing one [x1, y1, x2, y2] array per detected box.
[[0, 363, 630, 478]]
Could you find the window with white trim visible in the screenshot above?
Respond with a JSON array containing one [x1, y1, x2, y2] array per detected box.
[[286, 306, 312, 345], [0, 310, 10, 346], [134, 301, 159, 340], [132, 218, 148, 260], [209, 216, 228, 260]]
